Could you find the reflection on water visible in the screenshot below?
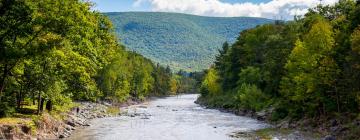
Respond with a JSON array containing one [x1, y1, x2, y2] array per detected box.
[[68, 94, 269, 140]]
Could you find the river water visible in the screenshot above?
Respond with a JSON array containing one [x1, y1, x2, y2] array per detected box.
[[68, 94, 270, 140]]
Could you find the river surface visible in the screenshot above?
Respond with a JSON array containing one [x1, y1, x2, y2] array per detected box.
[[68, 94, 270, 140]]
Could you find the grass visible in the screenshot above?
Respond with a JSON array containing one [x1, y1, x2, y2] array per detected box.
[[0, 118, 28, 125], [1, 104, 38, 125], [254, 128, 291, 139], [0, 117, 37, 136], [51, 101, 79, 120], [106, 106, 120, 116], [253, 127, 324, 140], [0, 99, 79, 136], [254, 128, 274, 139]]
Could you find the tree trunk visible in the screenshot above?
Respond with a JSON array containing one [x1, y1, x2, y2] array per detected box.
[[17, 85, 24, 109], [32, 92, 35, 105], [39, 98, 45, 113], [17, 92, 21, 109], [37, 92, 41, 114], [0, 63, 8, 94], [45, 100, 52, 112], [335, 85, 340, 113]]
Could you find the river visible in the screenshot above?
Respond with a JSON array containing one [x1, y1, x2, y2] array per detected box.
[[68, 94, 270, 140]]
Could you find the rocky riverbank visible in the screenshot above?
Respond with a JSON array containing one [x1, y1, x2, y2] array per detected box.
[[195, 98, 360, 140], [57, 102, 114, 139], [0, 99, 143, 140], [0, 102, 114, 140], [196, 99, 323, 140]]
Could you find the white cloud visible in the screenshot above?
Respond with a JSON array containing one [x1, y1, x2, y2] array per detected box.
[[133, 0, 146, 7], [133, 0, 339, 20]]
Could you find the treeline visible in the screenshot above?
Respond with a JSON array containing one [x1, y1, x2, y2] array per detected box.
[[0, 0, 191, 117], [200, 0, 360, 122], [171, 70, 203, 94]]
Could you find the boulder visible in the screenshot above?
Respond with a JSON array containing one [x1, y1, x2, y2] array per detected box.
[[277, 120, 290, 129], [324, 135, 336, 140], [59, 134, 66, 139], [140, 117, 150, 119], [66, 121, 76, 127], [256, 110, 266, 120], [331, 119, 338, 127]]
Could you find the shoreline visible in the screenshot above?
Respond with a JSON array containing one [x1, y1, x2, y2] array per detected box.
[[194, 97, 332, 140], [195, 96, 360, 140], [58, 98, 147, 139], [0, 98, 144, 140]]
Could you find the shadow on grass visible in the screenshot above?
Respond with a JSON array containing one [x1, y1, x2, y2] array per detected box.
[[13, 105, 38, 118], [16, 108, 37, 115]]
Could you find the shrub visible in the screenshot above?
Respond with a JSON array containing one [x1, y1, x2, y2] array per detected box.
[[235, 84, 269, 111], [0, 96, 16, 117]]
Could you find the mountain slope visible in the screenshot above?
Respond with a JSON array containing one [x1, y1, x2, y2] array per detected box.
[[105, 12, 273, 71]]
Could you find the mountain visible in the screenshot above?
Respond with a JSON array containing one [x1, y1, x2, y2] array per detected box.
[[105, 12, 273, 71]]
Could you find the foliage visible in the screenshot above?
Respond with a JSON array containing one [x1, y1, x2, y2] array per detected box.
[[106, 106, 120, 116], [175, 71, 198, 93], [235, 84, 269, 111], [281, 18, 340, 116], [0, 0, 191, 117], [200, 68, 222, 97], [237, 66, 262, 86], [199, 0, 360, 121], [106, 12, 273, 71], [151, 65, 172, 96]]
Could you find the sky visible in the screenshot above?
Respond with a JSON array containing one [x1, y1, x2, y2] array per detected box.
[[89, 0, 339, 20]]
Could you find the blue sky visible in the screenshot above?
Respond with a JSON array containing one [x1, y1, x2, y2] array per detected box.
[[89, 0, 338, 20], [90, 0, 147, 12], [90, 0, 271, 12], [90, 0, 273, 12]]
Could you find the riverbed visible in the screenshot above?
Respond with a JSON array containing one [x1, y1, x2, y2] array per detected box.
[[68, 94, 270, 140]]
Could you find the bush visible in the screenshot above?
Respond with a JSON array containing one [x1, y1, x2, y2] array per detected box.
[[0, 96, 16, 117], [237, 66, 261, 86], [200, 86, 210, 97], [271, 106, 289, 121], [235, 84, 269, 111], [200, 68, 221, 97]]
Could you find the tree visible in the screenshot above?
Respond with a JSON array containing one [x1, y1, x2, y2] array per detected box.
[[0, 0, 37, 94], [0, 0, 164, 116], [200, 68, 221, 97], [349, 27, 360, 109], [281, 18, 339, 116], [170, 76, 179, 94], [237, 66, 261, 86]]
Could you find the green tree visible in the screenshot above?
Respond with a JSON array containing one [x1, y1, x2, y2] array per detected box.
[[235, 84, 269, 111], [200, 68, 221, 97], [281, 18, 339, 116]]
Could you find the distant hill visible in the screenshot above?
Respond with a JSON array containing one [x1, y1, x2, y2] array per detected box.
[[105, 12, 273, 71]]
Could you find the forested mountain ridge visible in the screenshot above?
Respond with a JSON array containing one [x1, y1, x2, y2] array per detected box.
[[105, 12, 273, 71]]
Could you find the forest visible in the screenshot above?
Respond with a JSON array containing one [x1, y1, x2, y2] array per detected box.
[[198, 0, 360, 138], [0, 0, 197, 117], [106, 12, 273, 71]]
